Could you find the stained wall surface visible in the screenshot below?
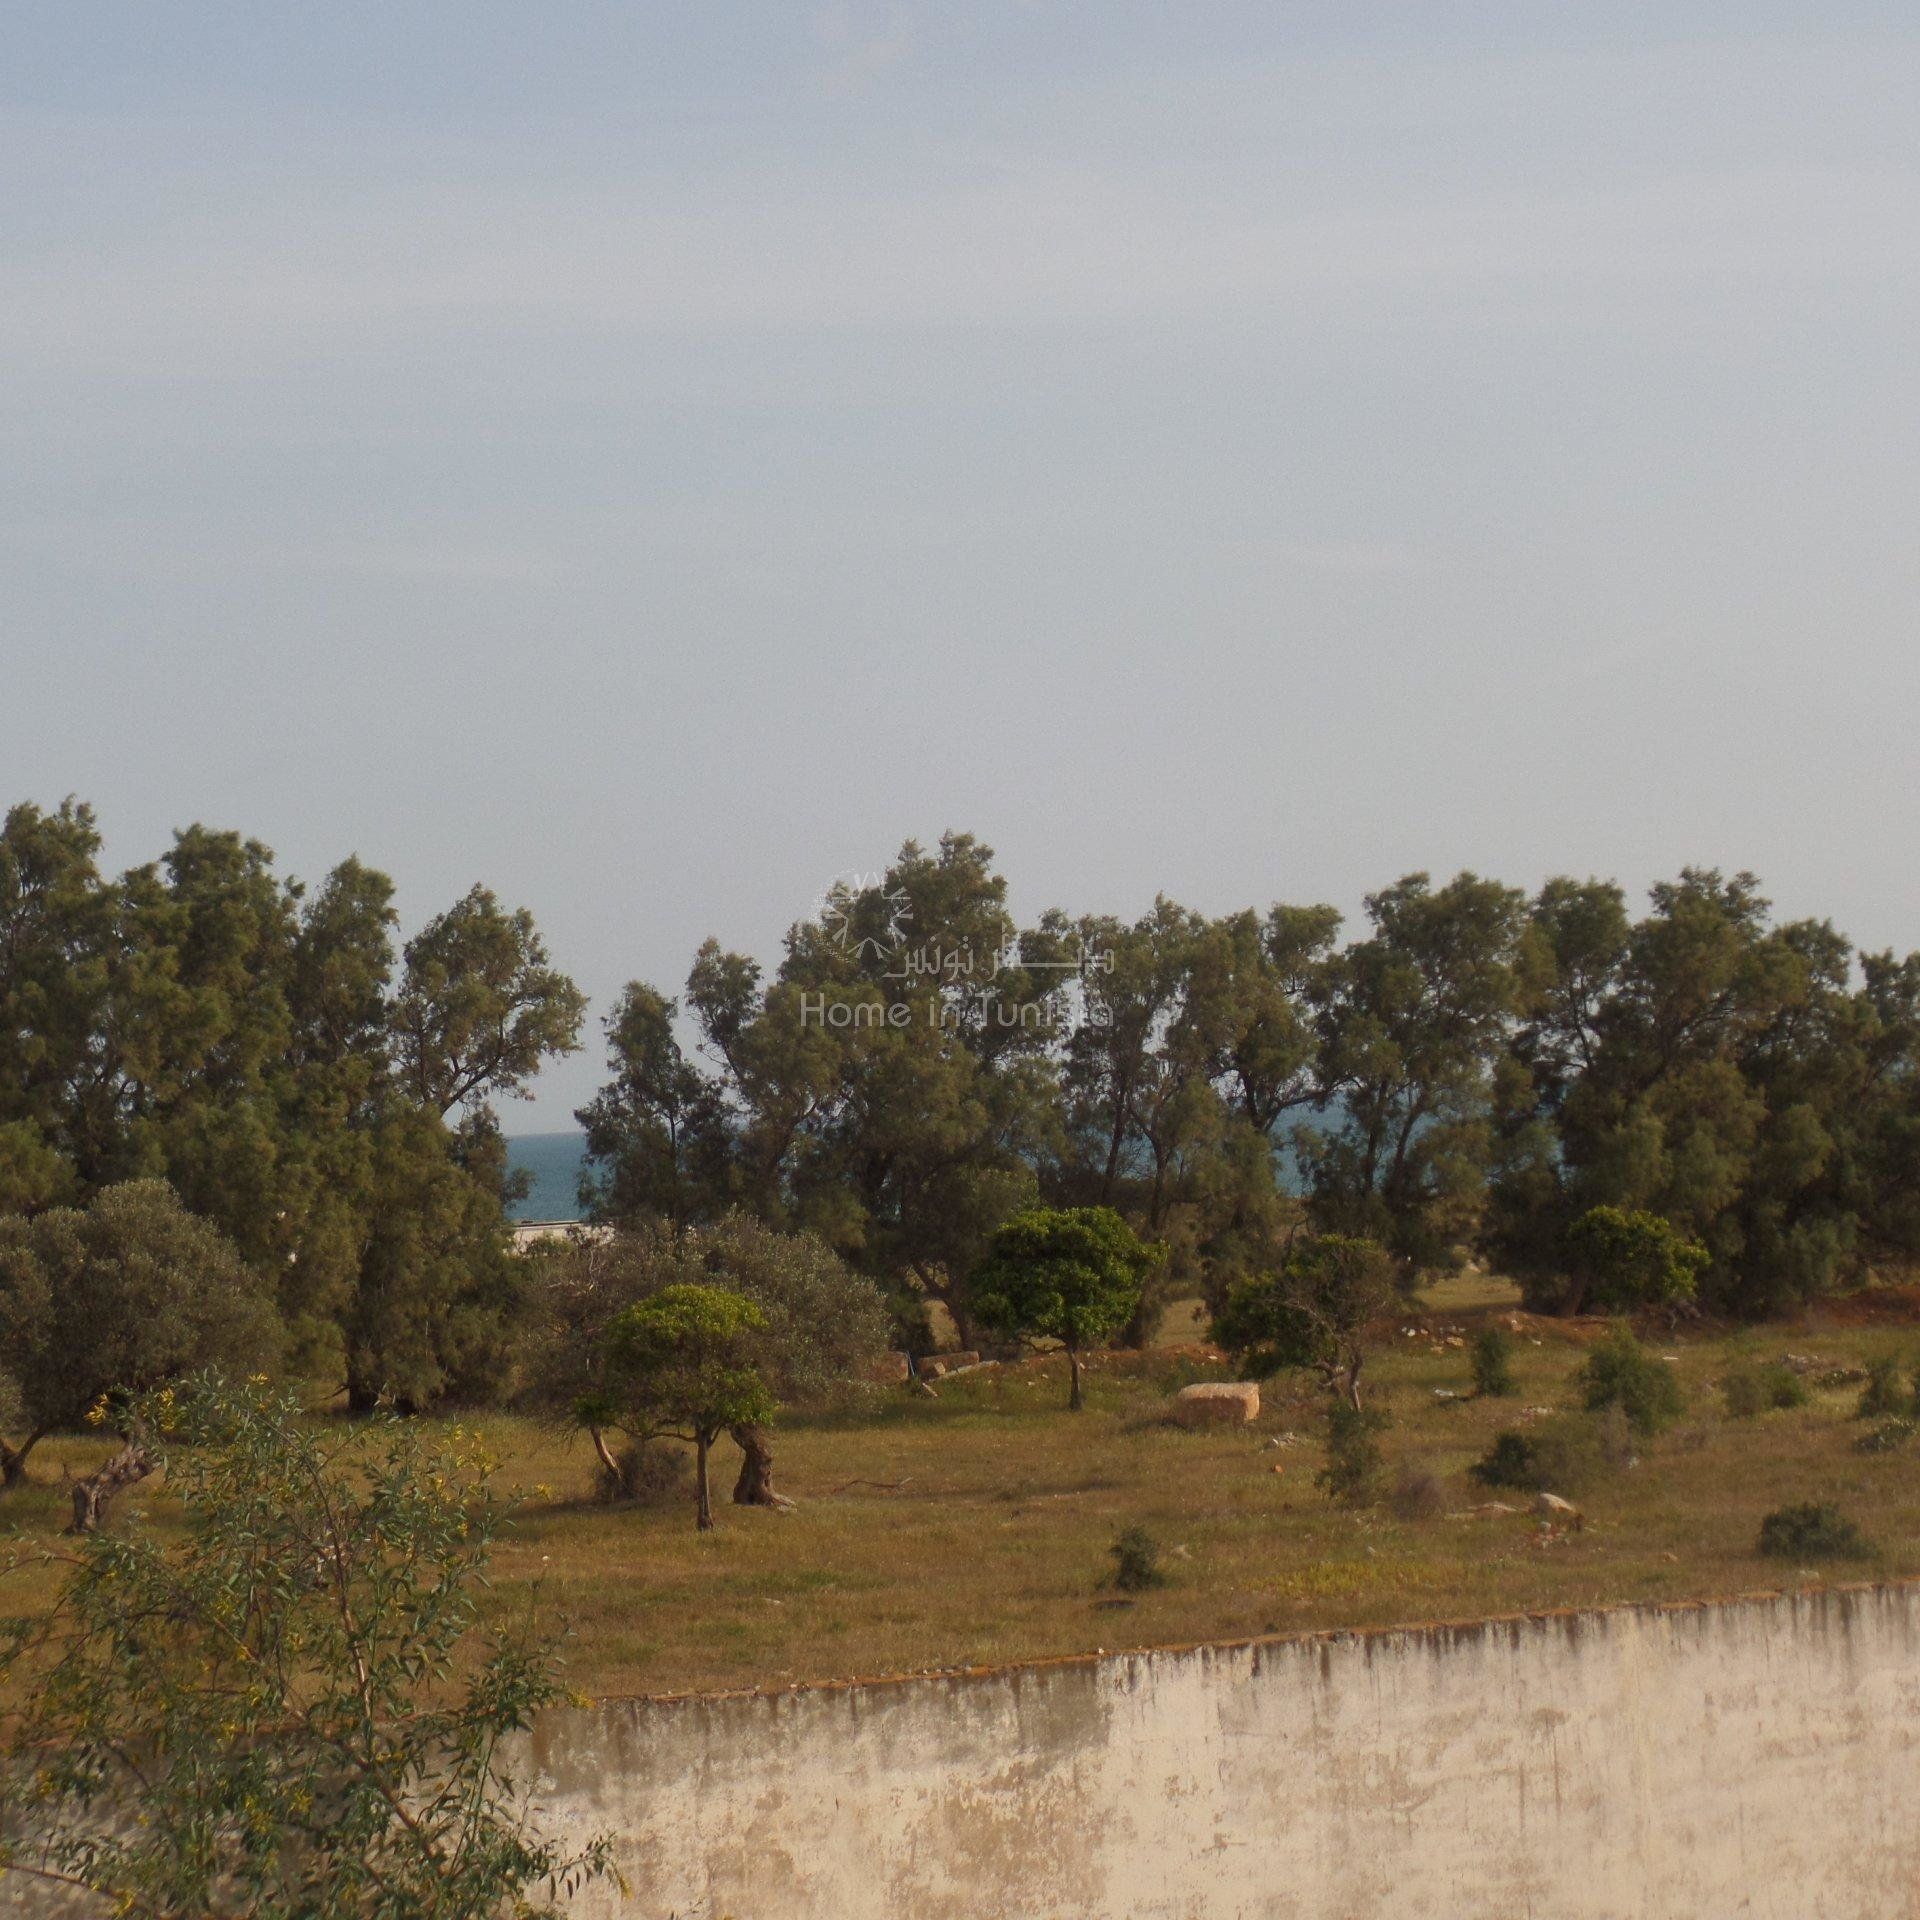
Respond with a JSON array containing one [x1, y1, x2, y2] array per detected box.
[[526, 1584, 1920, 1919]]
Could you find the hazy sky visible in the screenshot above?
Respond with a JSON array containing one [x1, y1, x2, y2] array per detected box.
[[5, 3, 1918, 1126]]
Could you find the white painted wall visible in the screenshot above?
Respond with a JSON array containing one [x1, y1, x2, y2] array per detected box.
[[525, 1584, 1920, 1920]]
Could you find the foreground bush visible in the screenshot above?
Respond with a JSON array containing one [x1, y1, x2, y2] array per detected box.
[[1580, 1325, 1686, 1436], [1318, 1403, 1389, 1505], [1472, 1416, 1607, 1495], [1722, 1363, 1808, 1418], [1470, 1327, 1516, 1398], [1106, 1525, 1166, 1593], [1757, 1501, 1873, 1562], [0, 1376, 611, 1919]]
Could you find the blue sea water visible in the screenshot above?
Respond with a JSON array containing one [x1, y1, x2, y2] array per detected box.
[[506, 1131, 589, 1222], [505, 1111, 1337, 1224]]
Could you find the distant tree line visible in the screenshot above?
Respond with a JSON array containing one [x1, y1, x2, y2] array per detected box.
[[0, 798, 585, 1412], [579, 834, 1920, 1335], [9, 801, 1920, 1438]]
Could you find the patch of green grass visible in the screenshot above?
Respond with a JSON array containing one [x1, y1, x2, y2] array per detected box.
[[7, 1283, 1920, 1699]]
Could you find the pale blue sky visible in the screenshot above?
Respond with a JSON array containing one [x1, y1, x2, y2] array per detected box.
[[5, 4, 1917, 1124]]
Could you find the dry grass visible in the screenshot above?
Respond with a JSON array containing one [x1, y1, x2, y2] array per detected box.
[[6, 1275, 1920, 1701]]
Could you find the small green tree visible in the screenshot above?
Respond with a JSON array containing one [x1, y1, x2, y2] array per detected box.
[[971, 1207, 1160, 1410], [1211, 1233, 1396, 1410], [1563, 1205, 1707, 1316], [584, 1283, 777, 1529], [527, 1216, 889, 1510], [1580, 1323, 1686, 1435], [0, 1376, 611, 1918], [1318, 1403, 1389, 1505], [0, 1181, 281, 1526], [1470, 1326, 1517, 1397]]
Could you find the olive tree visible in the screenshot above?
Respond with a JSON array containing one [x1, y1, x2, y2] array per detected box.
[[524, 1214, 890, 1510], [0, 1181, 280, 1528], [1563, 1205, 1708, 1317], [970, 1207, 1161, 1410], [0, 1375, 611, 1919], [579, 1284, 775, 1531], [1211, 1232, 1396, 1410]]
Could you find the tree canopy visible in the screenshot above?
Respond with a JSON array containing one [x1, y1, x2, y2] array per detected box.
[[0, 1180, 280, 1493], [576, 842, 1920, 1331], [0, 799, 583, 1412], [970, 1206, 1162, 1408]]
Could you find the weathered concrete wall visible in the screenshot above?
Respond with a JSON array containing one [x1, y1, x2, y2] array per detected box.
[[526, 1583, 1920, 1919]]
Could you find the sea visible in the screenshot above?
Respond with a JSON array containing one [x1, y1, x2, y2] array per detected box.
[[505, 1131, 589, 1222], [506, 1112, 1334, 1224]]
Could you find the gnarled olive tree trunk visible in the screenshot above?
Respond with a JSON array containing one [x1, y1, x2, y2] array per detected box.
[[69, 1435, 156, 1534], [730, 1423, 794, 1509]]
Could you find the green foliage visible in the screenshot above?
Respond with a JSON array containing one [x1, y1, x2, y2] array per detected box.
[[1302, 872, 1529, 1272], [1563, 1206, 1708, 1315], [597, 1283, 777, 1528], [0, 799, 584, 1415], [604, 1285, 776, 1430], [1106, 1525, 1165, 1593], [971, 1206, 1161, 1408], [1757, 1501, 1873, 1561], [1211, 1233, 1396, 1409], [1856, 1354, 1908, 1418], [0, 1376, 611, 1917], [1470, 1326, 1517, 1397], [1720, 1361, 1808, 1418], [0, 1181, 280, 1487], [1579, 1324, 1686, 1435], [1471, 1416, 1607, 1494], [1317, 1402, 1389, 1505]]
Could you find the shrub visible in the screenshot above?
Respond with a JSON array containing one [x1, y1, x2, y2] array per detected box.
[[1471, 1416, 1606, 1495], [1757, 1501, 1872, 1561], [1580, 1325, 1685, 1436], [1107, 1525, 1165, 1593], [1856, 1354, 1908, 1419], [1723, 1363, 1808, 1418], [1389, 1460, 1446, 1521], [0, 1376, 612, 1916], [593, 1438, 691, 1506], [1854, 1418, 1916, 1455], [1564, 1205, 1708, 1314], [1470, 1327, 1516, 1398], [1318, 1403, 1389, 1506]]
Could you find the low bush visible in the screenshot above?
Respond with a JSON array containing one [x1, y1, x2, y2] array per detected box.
[[1470, 1327, 1516, 1398], [1856, 1355, 1908, 1419], [594, 1439, 692, 1506], [1318, 1403, 1389, 1506], [1389, 1460, 1447, 1521], [1854, 1418, 1916, 1455], [1757, 1501, 1872, 1561], [1722, 1363, 1809, 1418], [1107, 1525, 1165, 1592], [1471, 1415, 1606, 1495], [1580, 1325, 1685, 1436]]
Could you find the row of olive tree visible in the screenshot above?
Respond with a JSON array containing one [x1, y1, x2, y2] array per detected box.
[[0, 798, 585, 1412], [580, 838, 1920, 1332]]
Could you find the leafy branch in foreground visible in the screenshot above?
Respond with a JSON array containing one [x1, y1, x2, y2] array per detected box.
[[0, 1375, 612, 1920]]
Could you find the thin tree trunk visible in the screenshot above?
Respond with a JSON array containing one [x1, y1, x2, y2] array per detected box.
[[69, 1437, 155, 1535], [731, 1424, 794, 1508], [0, 1432, 40, 1489], [695, 1431, 713, 1531], [589, 1426, 621, 1480], [1068, 1347, 1084, 1412]]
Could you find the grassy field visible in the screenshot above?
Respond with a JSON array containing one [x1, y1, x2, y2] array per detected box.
[[7, 1272, 1920, 1701]]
